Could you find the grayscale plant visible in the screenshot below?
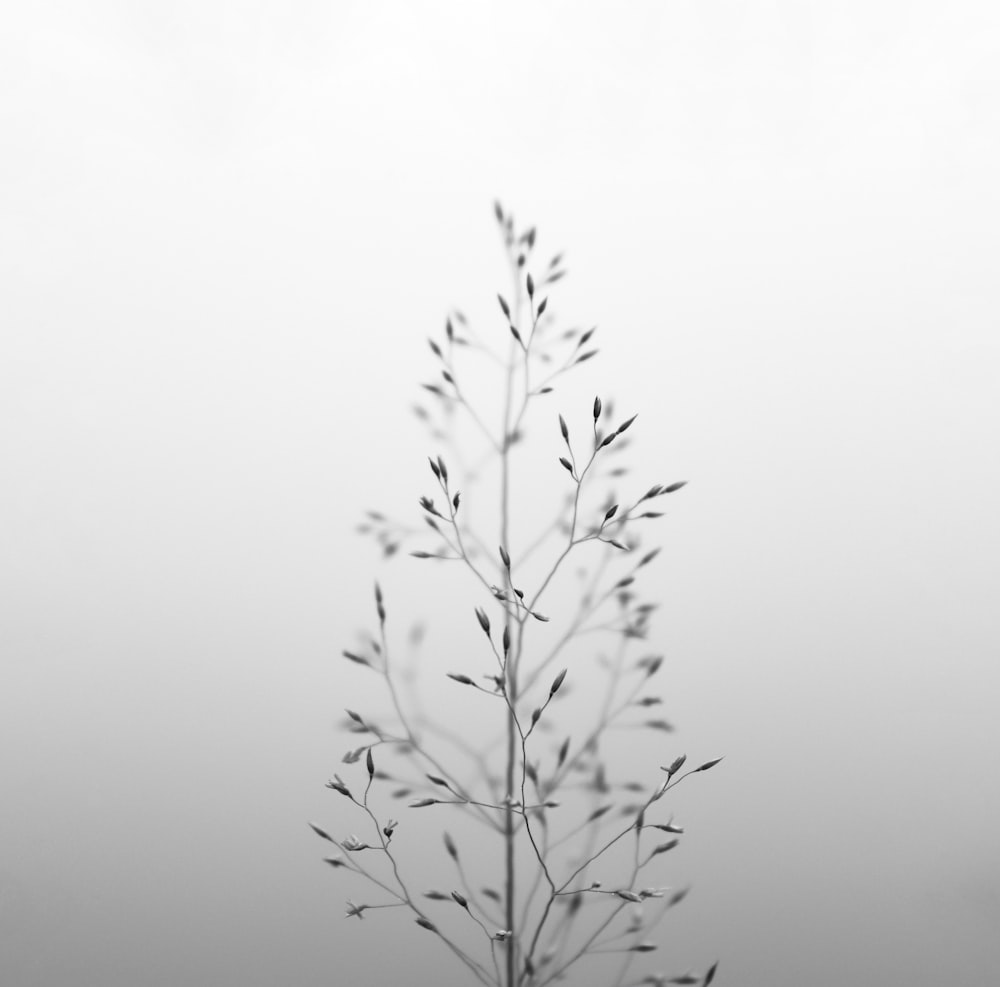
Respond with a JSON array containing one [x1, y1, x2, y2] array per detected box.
[[313, 205, 722, 987]]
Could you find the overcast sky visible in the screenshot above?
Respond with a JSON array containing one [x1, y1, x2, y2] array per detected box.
[[2, 3, 999, 986]]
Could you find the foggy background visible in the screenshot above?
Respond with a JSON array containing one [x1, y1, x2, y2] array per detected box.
[[2, 2, 999, 985]]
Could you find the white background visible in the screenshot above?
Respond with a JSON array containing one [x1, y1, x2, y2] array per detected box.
[[2, 2, 999, 985]]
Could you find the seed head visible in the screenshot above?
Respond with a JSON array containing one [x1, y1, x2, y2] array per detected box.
[[651, 839, 679, 856], [693, 756, 724, 773], [645, 718, 674, 732], [638, 548, 661, 567], [643, 655, 664, 678], [475, 607, 491, 635], [345, 899, 368, 920], [661, 754, 687, 777], [309, 822, 334, 842], [549, 668, 567, 696], [342, 650, 371, 667], [557, 737, 570, 767]]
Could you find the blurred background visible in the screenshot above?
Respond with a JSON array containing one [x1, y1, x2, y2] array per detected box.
[[2, 2, 999, 985]]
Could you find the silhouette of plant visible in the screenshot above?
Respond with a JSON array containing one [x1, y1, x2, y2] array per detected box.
[[313, 205, 721, 987]]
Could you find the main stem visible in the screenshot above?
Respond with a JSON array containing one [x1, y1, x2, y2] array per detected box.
[[502, 273, 521, 987], [504, 664, 517, 987]]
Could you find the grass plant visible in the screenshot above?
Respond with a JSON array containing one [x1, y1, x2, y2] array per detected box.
[[312, 205, 721, 987]]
